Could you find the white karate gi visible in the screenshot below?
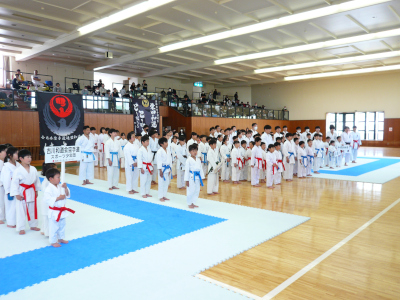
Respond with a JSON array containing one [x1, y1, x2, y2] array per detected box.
[[336, 140, 345, 167], [90, 133, 99, 166], [251, 145, 263, 185], [274, 132, 283, 142], [40, 178, 50, 236], [141, 130, 148, 136], [10, 165, 41, 231], [156, 147, 172, 199], [0, 160, 4, 222], [231, 147, 243, 182], [260, 150, 267, 180], [245, 148, 252, 182], [44, 183, 71, 244], [184, 156, 204, 205], [176, 144, 187, 188], [292, 142, 298, 175], [105, 138, 122, 188], [120, 138, 128, 168], [207, 148, 220, 194], [251, 129, 258, 137], [124, 141, 139, 192], [198, 142, 208, 177], [326, 130, 337, 142], [274, 150, 283, 184], [312, 131, 323, 139], [261, 132, 274, 148], [328, 145, 337, 168], [301, 130, 311, 142], [170, 142, 178, 176], [312, 140, 322, 171], [102, 134, 110, 166], [220, 144, 231, 181], [350, 131, 362, 162], [98, 133, 105, 167], [323, 142, 330, 167], [282, 140, 295, 180], [149, 137, 159, 182], [239, 147, 247, 180], [297, 147, 307, 178], [0, 161, 20, 226], [341, 132, 352, 164], [137, 146, 153, 196], [266, 152, 277, 187], [186, 139, 198, 152], [306, 146, 314, 176], [76, 134, 96, 181]]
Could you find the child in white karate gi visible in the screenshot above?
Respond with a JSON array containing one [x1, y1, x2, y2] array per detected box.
[[198, 135, 208, 178], [76, 125, 96, 185], [292, 137, 299, 177], [207, 139, 220, 195], [341, 127, 352, 166], [170, 136, 178, 177], [239, 140, 248, 181], [149, 130, 159, 185], [10, 149, 41, 235], [105, 129, 122, 190], [273, 142, 283, 185], [137, 135, 153, 198], [44, 168, 73, 248], [40, 162, 56, 237], [176, 136, 187, 189], [251, 137, 263, 187], [90, 127, 99, 167], [336, 136, 344, 167], [260, 142, 267, 183], [282, 134, 295, 181], [0, 147, 20, 228], [266, 144, 278, 189], [231, 141, 243, 184], [297, 141, 307, 178], [323, 137, 331, 167], [0, 144, 6, 224], [246, 142, 253, 182], [350, 126, 362, 163], [220, 136, 231, 182], [184, 144, 205, 209], [312, 134, 322, 174], [157, 137, 172, 202], [328, 140, 337, 169], [119, 133, 128, 168], [124, 132, 139, 194], [306, 139, 314, 176], [98, 127, 106, 168]]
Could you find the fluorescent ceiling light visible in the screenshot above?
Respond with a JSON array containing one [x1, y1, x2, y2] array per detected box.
[[284, 64, 400, 81], [78, 0, 175, 35], [215, 28, 400, 65], [255, 51, 400, 74], [159, 0, 390, 53]]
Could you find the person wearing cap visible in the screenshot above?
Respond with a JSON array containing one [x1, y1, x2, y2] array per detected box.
[[350, 126, 362, 163]]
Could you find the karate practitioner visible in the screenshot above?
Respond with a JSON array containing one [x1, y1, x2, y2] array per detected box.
[[141, 125, 149, 136], [282, 133, 295, 181], [246, 142, 254, 182], [98, 127, 106, 168], [156, 137, 172, 202], [124, 132, 139, 194], [326, 125, 337, 141], [207, 139, 220, 195], [251, 137, 263, 187], [186, 132, 198, 152], [220, 136, 231, 182], [336, 136, 344, 167], [170, 136, 178, 177], [341, 126, 352, 166], [149, 129, 159, 184], [239, 140, 248, 181], [266, 144, 278, 189], [119, 133, 128, 168], [75, 125, 96, 185], [90, 127, 99, 166], [40, 163, 55, 237], [44, 168, 73, 248], [297, 141, 307, 178], [312, 134, 322, 173], [184, 144, 205, 209], [306, 139, 314, 176], [350, 126, 362, 163], [0, 147, 20, 228], [137, 135, 153, 198], [103, 128, 110, 167], [274, 142, 283, 184], [251, 123, 258, 137], [0, 144, 6, 224], [274, 126, 283, 142], [10, 149, 41, 235], [261, 125, 274, 147], [231, 140, 243, 184], [105, 129, 122, 190], [323, 137, 331, 167], [176, 136, 187, 189], [198, 135, 208, 178], [328, 140, 337, 169]]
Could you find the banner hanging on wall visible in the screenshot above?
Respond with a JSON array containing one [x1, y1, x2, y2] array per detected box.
[[132, 96, 160, 134], [37, 92, 84, 155]]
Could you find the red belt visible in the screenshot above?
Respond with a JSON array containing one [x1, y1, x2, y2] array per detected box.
[[263, 159, 267, 171], [277, 160, 285, 171], [255, 157, 263, 169], [353, 140, 359, 149], [20, 183, 37, 221], [143, 162, 153, 175], [49, 206, 76, 222], [237, 158, 244, 170]]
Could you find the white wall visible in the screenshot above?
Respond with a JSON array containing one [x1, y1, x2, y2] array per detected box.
[[251, 71, 400, 120], [218, 86, 252, 103], [94, 72, 136, 91], [10, 57, 94, 92]]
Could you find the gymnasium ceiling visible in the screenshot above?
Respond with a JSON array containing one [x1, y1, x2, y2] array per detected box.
[[2, 0, 400, 86]]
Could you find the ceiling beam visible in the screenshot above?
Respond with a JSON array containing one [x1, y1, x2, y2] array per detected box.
[[173, 6, 231, 29], [0, 15, 69, 33], [91, 0, 122, 9], [0, 34, 44, 45], [346, 15, 370, 33], [380, 40, 394, 51], [0, 25, 57, 39], [388, 5, 400, 22], [0, 42, 31, 50], [73, 42, 133, 54], [277, 29, 309, 44], [166, 53, 203, 62], [106, 30, 164, 46], [309, 22, 337, 39], [146, 15, 206, 35], [89, 36, 147, 50], [267, 0, 293, 14]]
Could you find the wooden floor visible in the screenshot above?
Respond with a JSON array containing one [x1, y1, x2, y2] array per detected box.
[[65, 147, 400, 299]]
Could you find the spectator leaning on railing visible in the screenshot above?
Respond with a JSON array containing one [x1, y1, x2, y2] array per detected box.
[[53, 83, 62, 93], [31, 70, 44, 90], [16, 69, 28, 85], [12, 74, 23, 90]]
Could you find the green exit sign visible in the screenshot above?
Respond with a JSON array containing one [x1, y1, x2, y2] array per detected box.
[[194, 82, 203, 87]]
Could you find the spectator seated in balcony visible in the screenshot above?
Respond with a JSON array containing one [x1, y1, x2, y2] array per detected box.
[[93, 86, 100, 96], [53, 82, 62, 93], [97, 79, 103, 87], [112, 88, 119, 98], [31, 70, 44, 90], [136, 83, 141, 91], [120, 86, 129, 97], [226, 98, 232, 106], [253, 103, 259, 109], [100, 84, 106, 96], [142, 80, 148, 92], [213, 89, 218, 100], [201, 91, 206, 101], [12, 74, 24, 90], [81, 86, 90, 95], [138, 93, 146, 100], [209, 98, 216, 105], [16, 69, 28, 85]]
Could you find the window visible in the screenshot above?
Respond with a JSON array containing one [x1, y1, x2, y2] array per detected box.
[[326, 111, 384, 141]]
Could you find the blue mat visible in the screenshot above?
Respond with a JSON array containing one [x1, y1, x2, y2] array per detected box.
[[318, 157, 400, 176], [0, 183, 225, 296]]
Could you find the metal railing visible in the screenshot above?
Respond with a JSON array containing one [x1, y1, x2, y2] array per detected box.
[[64, 77, 96, 93], [5, 70, 54, 86]]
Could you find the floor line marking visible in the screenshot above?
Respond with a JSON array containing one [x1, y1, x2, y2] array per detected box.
[[262, 197, 400, 300], [195, 274, 262, 300]]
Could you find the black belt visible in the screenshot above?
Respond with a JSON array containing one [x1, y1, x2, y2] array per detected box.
[[345, 142, 350, 145]]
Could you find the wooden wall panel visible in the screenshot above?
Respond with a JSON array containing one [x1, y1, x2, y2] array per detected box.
[[84, 113, 134, 136], [162, 108, 192, 139], [289, 120, 326, 137], [0, 111, 40, 146]]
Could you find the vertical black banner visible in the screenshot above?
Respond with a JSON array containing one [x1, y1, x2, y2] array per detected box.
[[132, 97, 160, 134], [37, 92, 84, 155]]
